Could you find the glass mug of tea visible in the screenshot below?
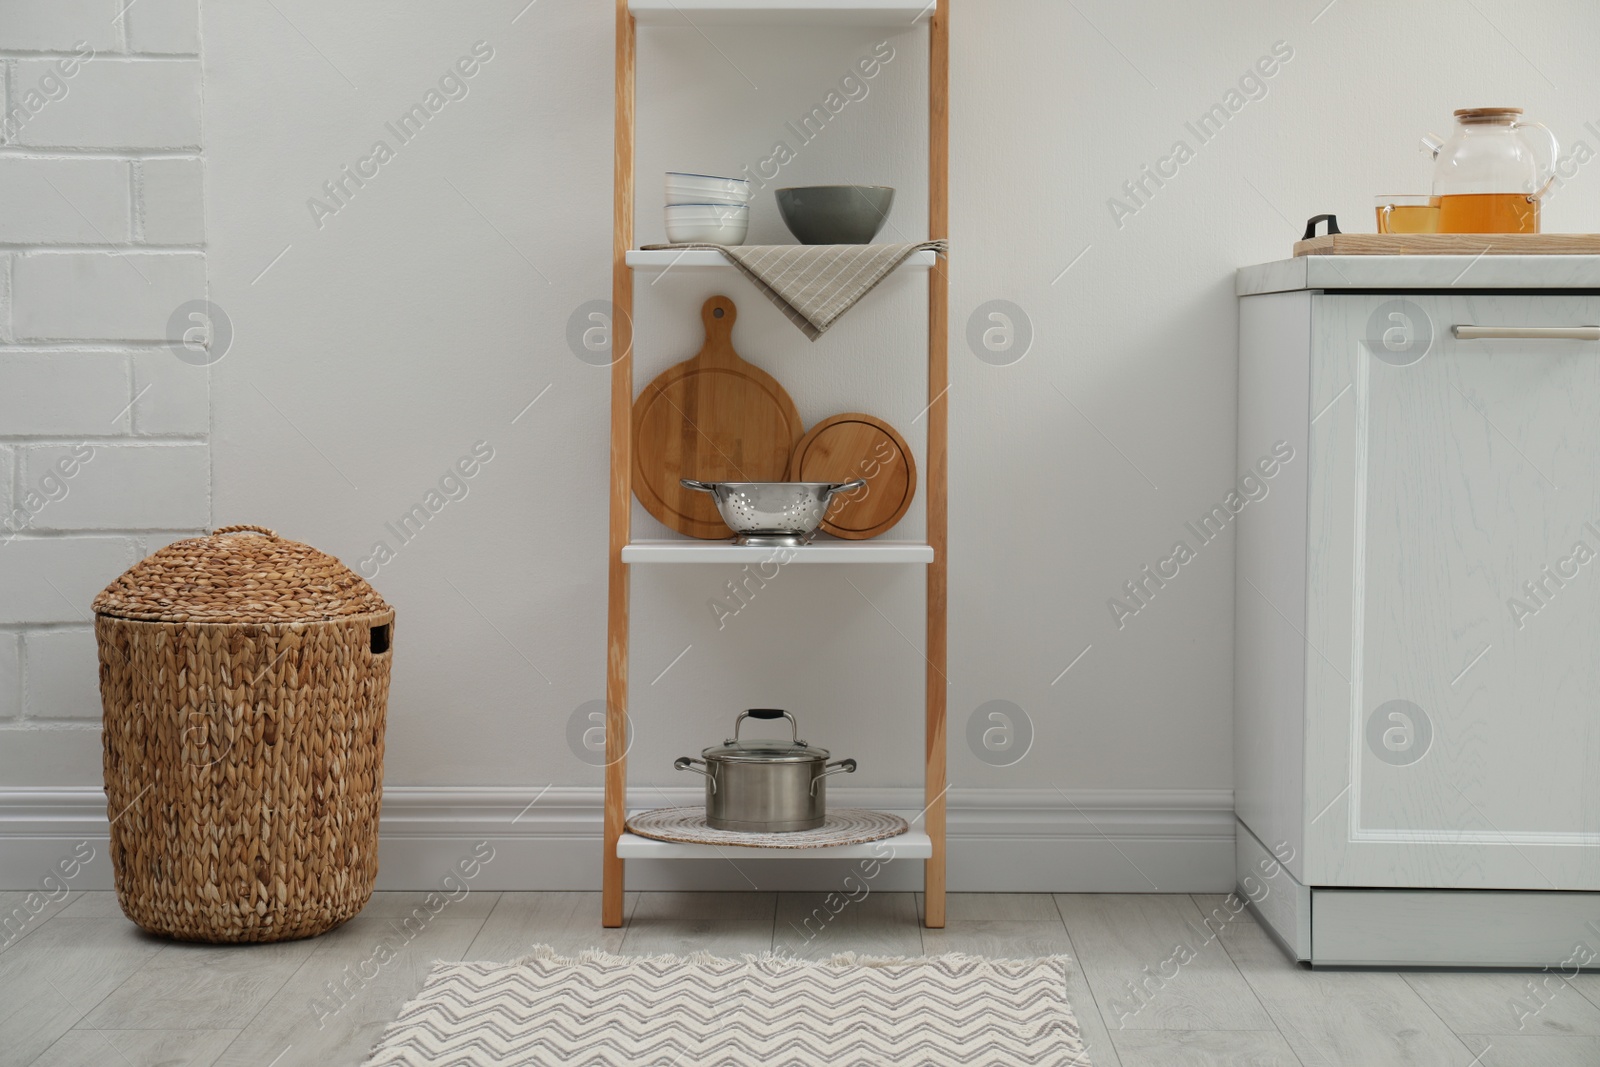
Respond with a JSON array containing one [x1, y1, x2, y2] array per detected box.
[[1422, 107, 1557, 234], [1375, 195, 1439, 234]]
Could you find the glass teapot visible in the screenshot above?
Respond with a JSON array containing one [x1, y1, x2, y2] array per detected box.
[[1422, 108, 1558, 234]]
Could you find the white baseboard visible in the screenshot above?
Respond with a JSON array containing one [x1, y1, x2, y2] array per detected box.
[[0, 786, 1235, 894]]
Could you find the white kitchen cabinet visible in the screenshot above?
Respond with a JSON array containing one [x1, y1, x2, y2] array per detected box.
[[1236, 257, 1600, 967]]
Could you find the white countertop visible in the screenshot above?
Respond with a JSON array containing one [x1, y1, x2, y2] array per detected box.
[[1237, 255, 1600, 296]]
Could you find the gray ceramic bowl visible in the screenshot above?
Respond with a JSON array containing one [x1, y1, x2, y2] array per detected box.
[[775, 185, 895, 245]]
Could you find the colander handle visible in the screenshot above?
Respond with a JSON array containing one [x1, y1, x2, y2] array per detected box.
[[214, 525, 278, 538], [679, 479, 717, 494]]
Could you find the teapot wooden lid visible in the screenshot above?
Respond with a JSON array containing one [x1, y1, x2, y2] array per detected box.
[[1454, 107, 1521, 122]]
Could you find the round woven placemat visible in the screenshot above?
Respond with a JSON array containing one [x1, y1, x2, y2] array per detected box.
[[626, 807, 909, 849]]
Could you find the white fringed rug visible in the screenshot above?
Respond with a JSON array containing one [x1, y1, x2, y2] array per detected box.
[[364, 945, 1090, 1066]]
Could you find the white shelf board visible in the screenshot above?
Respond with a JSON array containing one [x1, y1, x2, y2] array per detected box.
[[618, 828, 932, 860], [622, 539, 932, 563], [629, 0, 933, 27], [627, 249, 936, 273]]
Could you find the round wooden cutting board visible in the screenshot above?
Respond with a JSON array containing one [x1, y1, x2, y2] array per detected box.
[[788, 412, 916, 540], [632, 296, 804, 539]]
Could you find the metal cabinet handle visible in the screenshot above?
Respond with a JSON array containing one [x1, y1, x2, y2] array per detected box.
[[1453, 325, 1600, 341]]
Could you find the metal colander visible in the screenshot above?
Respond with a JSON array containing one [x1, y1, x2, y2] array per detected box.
[[680, 479, 866, 546]]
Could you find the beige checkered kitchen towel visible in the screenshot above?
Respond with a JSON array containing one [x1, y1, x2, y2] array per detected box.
[[640, 241, 947, 340]]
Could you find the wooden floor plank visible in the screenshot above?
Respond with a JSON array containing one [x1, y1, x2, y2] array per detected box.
[[619, 891, 777, 957], [357, 889, 501, 924], [0, 889, 80, 955], [920, 918, 1073, 958], [32, 1028, 239, 1067], [209, 907, 490, 1067], [0, 917, 168, 1064], [917, 892, 1062, 922], [80, 932, 317, 1031], [1404, 970, 1600, 1037], [632, 891, 775, 922], [1055, 894, 1274, 1032], [1561, 973, 1600, 1016], [466, 891, 635, 960], [1458, 1033, 1600, 1066], [1222, 914, 1474, 1066], [1111, 1029, 1302, 1067], [773, 891, 921, 960], [52, 892, 127, 920], [618, 917, 776, 957]]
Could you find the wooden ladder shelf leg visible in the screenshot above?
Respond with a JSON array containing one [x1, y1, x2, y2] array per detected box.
[[603, 0, 635, 930], [923, 0, 950, 932]]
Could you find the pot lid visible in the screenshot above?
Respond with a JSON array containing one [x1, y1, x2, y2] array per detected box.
[[701, 739, 831, 763], [93, 525, 392, 624]]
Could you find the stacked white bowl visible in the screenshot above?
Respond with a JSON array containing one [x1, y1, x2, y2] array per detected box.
[[664, 171, 751, 244]]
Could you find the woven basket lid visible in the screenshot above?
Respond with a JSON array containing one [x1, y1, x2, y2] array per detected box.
[[93, 525, 392, 624]]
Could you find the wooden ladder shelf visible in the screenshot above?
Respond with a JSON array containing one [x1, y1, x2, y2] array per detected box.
[[604, 0, 950, 929]]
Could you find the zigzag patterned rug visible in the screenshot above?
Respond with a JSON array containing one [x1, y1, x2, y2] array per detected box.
[[364, 945, 1090, 1066]]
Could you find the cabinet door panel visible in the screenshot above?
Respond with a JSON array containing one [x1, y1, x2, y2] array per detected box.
[[1307, 293, 1600, 888]]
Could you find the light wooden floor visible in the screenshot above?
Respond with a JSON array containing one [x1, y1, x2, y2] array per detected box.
[[3, 890, 1597, 1066]]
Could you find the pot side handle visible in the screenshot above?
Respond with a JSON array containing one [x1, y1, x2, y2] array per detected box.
[[674, 756, 716, 795], [810, 758, 857, 796]]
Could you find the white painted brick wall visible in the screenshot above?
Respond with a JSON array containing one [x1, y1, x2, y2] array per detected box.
[[0, 158, 129, 243], [0, 445, 13, 521], [12, 252, 205, 341], [139, 530, 206, 555], [0, 537, 137, 623], [131, 352, 208, 434], [17, 443, 209, 530], [127, 0, 200, 55], [0, 0, 207, 726], [1, 1, 123, 52], [137, 158, 203, 244], [0, 636, 18, 719], [0, 353, 130, 435], [13, 59, 201, 149], [0, 256, 12, 344], [22, 629, 102, 721]]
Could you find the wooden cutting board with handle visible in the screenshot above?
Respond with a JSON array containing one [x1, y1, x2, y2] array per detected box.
[[788, 412, 916, 540], [633, 295, 804, 539]]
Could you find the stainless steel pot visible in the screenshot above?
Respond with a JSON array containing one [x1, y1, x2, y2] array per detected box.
[[674, 709, 855, 832]]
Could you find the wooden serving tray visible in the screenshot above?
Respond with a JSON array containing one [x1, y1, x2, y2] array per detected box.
[[1294, 233, 1600, 257]]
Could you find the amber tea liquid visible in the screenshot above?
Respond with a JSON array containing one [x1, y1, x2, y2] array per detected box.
[[1375, 203, 1440, 234], [1436, 193, 1539, 234]]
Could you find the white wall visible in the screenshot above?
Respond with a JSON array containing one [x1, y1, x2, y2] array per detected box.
[[5, 0, 1600, 891]]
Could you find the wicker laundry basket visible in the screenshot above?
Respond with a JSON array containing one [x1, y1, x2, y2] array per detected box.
[[93, 525, 394, 942]]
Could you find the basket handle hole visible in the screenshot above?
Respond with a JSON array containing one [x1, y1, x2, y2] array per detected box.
[[370, 624, 391, 655]]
